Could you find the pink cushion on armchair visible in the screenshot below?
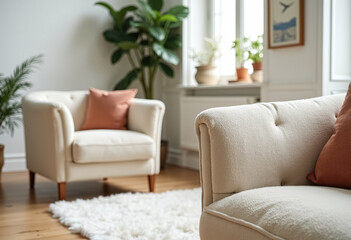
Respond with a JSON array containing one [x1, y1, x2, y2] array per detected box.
[[81, 88, 137, 130]]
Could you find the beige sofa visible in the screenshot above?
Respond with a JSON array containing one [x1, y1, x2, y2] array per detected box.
[[22, 91, 165, 200], [196, 94, 351, 240]]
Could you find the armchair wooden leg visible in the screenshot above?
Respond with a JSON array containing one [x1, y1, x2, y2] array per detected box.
[[58, 182, 66, 200], [29, 171, 35, 189], [148, 175, 155, 192], [103, 178, 108, 181]]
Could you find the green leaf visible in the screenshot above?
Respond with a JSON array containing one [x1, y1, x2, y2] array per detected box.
[[138, 0, 156, 20], [103, 30, 138, 43], [111, 49, 124, 64], [114, 69, 140, 90], [166, 5, 189, 21], [159, 62, 174, 77], [117, 41, 139, 50], [122, 17, 134, 31], [130, 21, 147, 29], [148, 0, 163, 11], [153, 10, 161, 19], [117, 5, 138, 24], [120, 5, 138, 14], [164, 33, 181, 50], [169, 21, 182, 29], [152, 42, 179, 65], [148, 26, 165, 41], [95, 2, 119, 22], [157, 14, 178, 25]]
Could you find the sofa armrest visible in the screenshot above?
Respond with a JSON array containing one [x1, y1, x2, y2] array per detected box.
[[196, 94, 345, 207], [128, 98, 165, 172], [22, 94, 75, 182]]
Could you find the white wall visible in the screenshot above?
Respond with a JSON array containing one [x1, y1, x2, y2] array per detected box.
[[331, 0, 351, 81], [0, 0, 136, 171], [262, 0, 350, 102], [262, 0, 323, 101]]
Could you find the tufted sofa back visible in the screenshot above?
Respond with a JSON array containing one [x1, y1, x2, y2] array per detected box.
[[196, 94, 345, 206], [24, 91, 89, 131]]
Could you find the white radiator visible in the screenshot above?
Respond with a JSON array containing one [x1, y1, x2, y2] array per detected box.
[[180, 96, 257, 151]]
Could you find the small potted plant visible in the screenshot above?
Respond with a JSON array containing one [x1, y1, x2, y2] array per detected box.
[[232, 37, 251, 82], [248, 35, 263, 82], [0, 55, 42, 180], [191, 37, 221, 85]]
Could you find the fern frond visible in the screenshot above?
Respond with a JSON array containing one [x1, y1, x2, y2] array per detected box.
[[0, 54, 43, 136]]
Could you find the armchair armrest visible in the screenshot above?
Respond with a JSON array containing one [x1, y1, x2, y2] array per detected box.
[[128, 98, 165, 139], [22, 93, 75, 182], [196, 94, 345, 207], [128, 98, 165, 173]]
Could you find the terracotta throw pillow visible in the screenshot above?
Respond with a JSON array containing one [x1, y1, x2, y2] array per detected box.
[[307, 84, 351, 189], [81, 88, 137, 130]]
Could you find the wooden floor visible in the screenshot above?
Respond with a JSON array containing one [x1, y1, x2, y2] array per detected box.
[[0, 165, 200, 240]]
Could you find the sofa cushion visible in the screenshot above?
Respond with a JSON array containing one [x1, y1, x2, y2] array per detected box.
[[203, 186, 351, 240], [73, 130, 154, 164]]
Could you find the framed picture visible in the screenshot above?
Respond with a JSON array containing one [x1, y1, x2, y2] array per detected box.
[[268, 0, 304, 48]]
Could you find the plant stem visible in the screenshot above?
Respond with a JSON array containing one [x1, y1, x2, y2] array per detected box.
[[136, 47, 148, 93], [148, 64, 158, 99], [127, 52, 147, 95], [162, 22, 171, 45], [133, 49, 147, 91], [127, 52, 137, 69]]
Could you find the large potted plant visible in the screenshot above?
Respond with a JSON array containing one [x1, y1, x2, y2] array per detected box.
[[232, 37, 251, 82], [0, 55, 42, 180], [191, 37, 221, 85], [248, 35, 263, 82], [97, 0, 188, 169], [96, 0, 189, 99]]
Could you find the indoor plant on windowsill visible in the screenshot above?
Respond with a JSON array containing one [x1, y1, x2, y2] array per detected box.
[[191, 37, 221, 85], [0, 55, 42, 180], [248, 35, 263, 82], [232, 37, 251, 82], [96, 0, 189, 169]]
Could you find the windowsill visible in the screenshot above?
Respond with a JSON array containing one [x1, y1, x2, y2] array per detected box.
[[178, 81, 262, 90]]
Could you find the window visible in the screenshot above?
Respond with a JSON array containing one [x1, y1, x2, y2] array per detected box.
[[243, 0, 264, 39], [182, 0, 264, 85], [212, 0, 264, 76], [213, 1, 236, 76]]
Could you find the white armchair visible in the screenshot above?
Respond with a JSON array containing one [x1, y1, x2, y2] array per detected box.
[[196, 94, 351, 240], [22, 91, 165, 200]]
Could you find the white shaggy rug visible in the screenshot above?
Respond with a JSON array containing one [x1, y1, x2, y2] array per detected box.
[[49, 188, 201, 240]]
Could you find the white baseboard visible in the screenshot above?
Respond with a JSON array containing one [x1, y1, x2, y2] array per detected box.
[[167, 148, 183, 166], [167, 148, 199, 170], [3, 153, 26, 172]]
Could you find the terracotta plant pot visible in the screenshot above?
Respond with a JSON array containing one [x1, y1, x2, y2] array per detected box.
[[0, 144, 4, 182], [236, 68, 251, 82], [251, 62, 263, 82], [195, 65, 220, 85], [252, 62, 262, 71]]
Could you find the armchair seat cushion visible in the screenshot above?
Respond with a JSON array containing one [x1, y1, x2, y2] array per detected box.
[[202, 186, 351, 240], [73, 130, 154, 164]]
